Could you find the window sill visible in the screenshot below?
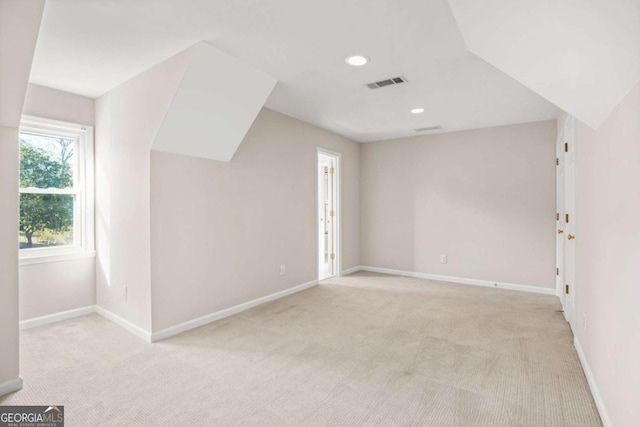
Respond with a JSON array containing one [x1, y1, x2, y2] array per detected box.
[[19, 250, 96, 266]]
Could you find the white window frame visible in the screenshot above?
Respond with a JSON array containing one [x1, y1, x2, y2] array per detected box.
[[19, 115, 95, 265]]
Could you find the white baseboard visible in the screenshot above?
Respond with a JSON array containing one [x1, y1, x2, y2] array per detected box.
[[16, 280, 318, 344], [341, 266, 361, 276], [151, 279, 318, 343], [574, 337, 611, 427], [19, 305, 151, 344], [94, 306, 152, 343], [356, 266, 556, 295], [0, 377, 23, 397], [20, 306, 95, 330]]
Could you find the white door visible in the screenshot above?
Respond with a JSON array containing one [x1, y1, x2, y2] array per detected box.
[[563, 117, 577, 327], [556, 128, 566, 310], [557, 116, 577, 327], [318, 151, 338, 281]]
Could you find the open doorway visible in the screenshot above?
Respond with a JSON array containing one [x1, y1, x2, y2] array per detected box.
[[318, 149, 340, 281]]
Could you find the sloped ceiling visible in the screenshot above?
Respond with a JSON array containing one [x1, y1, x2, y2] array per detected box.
[[151, 42, 276, 161], [447, 0, 640, 128], [0, 0, 45, 128], [30, 0, 558, 142]]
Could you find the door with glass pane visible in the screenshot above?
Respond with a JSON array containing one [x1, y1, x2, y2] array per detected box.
[[318, 151, 338, 280]]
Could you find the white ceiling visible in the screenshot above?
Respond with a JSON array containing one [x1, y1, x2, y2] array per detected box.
[[152, 42, 277, 161], [30, 0, 558, 142], [448, 0, 640, 129]]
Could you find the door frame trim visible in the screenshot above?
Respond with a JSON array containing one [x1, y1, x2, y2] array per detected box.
[[317, 147, 341, 280], [556, 122, 566, 300]]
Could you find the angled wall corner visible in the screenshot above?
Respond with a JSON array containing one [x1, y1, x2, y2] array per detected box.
[[94, 43, 193, 333], [151, 41, 277, 162], [0, 0, 45, 393], [447, 0, 640, 129], [0, 0, 46, 128]]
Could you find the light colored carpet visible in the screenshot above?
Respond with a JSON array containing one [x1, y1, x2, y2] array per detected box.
[[1, 272, 602, 426]]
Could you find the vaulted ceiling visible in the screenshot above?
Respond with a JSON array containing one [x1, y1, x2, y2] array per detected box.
[[448, 0, 640, 129], [29, 0, 559, 142], [31, 0, 637, 142]]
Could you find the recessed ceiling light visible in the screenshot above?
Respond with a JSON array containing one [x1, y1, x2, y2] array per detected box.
[[345, 55, 369, 66], [411, 108, 425, 114]]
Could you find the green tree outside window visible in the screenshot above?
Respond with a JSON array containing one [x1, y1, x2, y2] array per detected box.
[[19, 136, 75, 248]]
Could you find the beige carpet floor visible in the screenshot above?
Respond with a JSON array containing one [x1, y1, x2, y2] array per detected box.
[[1, 272, 602, 426]]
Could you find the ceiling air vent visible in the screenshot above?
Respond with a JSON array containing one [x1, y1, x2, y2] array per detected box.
[[366, 76, 408, 89], [415, 126, 442, 132]]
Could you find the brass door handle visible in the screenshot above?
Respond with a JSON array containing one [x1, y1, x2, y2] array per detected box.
[[568, 234, 575, 240], [557, 229, 564, 234]]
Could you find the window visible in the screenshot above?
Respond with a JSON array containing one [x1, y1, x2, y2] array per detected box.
[[19, 116, 94, 261]]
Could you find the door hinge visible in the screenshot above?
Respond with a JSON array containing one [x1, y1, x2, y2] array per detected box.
[[556, 267, 559, 276], [329, 210, 334, 217], [556, 158, 559, 166], [329, 253, 335, 260], [556, 213, 559, 221], [329, 167, 335, 174], [565, 142, 569, 152], [565, 284, 570, 294], [565, 213, 569, 223]]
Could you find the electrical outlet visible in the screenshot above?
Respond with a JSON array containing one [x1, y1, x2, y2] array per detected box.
[[122, 286, 127, 300], [440, 255, 447, 264], [280, 265, 286, 276]]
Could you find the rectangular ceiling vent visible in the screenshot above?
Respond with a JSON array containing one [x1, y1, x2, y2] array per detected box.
[[415, 126, 442, 132], [366, 76, 408, 89]]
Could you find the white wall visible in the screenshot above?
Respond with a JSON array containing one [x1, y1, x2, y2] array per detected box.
[[572, 81, 640, 426], [150, 108, 360, 331], [19, 258, 95, 321], [0, 126, 21, 389], [0, 0, 45, 394], [360, 121, 557, 289], [95, 49, 193, 332], [23, 84, 94, 126], [94, 46, 359, 334], [19, 84, 96, 321]]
